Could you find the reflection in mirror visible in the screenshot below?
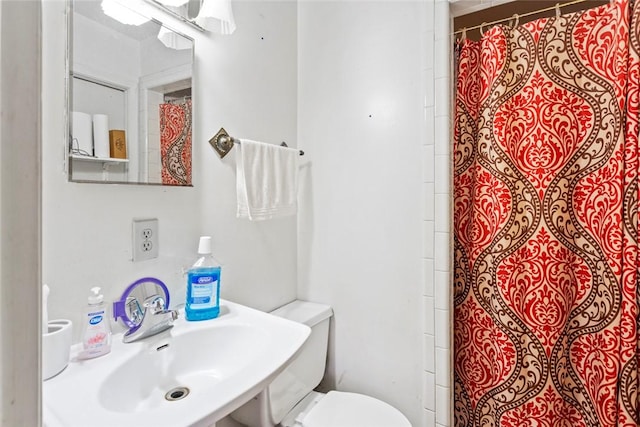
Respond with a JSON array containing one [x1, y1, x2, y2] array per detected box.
[[146, 0, 204, 28], [69, 0, 194, 186], [145, 0, 237, 35]]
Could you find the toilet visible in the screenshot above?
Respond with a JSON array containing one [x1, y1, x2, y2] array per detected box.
[[230, 300, 411, 427]]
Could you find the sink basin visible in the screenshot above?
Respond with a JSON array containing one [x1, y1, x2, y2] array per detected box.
[[43, 300, 310, 427]]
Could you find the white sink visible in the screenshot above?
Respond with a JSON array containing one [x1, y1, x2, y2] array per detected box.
[[43, 300, 310, 427]]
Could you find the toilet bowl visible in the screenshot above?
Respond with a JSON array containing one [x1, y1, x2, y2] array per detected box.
[[280, 390, 411, 427], [230, 300, 411, 427]]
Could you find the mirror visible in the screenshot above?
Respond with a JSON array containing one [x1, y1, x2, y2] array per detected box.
[[112, 277, 170, 328], [68, 0, 194, 186]]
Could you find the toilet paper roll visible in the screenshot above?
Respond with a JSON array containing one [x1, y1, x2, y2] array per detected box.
[[71, 111, 93, 156], [93, 114, 110, 158]]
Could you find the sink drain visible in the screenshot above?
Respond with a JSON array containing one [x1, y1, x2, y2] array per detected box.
[[165, 386, 190, 401]]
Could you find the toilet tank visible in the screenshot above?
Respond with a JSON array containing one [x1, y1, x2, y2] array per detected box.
[[230, 300, 333, 427], [268, 300, 333, 424]]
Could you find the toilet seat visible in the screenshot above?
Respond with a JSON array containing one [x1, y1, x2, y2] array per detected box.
[[297, 391, 411, 427]]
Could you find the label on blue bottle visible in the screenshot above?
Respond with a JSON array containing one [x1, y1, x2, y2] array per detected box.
[[188, 270, 219, 309]]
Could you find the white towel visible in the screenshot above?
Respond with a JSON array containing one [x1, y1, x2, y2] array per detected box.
[[236, 139, 299, 221]]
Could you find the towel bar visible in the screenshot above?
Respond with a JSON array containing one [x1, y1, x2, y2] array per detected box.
[[210, 127, 304, 159]]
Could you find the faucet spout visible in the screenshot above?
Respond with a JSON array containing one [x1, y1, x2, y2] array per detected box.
[[123, 295, 179, 343]]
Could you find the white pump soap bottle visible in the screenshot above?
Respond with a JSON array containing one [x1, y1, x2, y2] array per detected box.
[[80, 286, 112, 359]]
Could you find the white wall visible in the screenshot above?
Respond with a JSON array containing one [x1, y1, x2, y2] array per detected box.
[[195, 0, 299, 312], [42, 0, 298, 345], [0, 1, 41, 425], [297, 2, 427, 426]]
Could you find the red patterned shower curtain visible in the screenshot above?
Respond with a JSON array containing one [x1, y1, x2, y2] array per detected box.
[[160, 100, 192, 186], [453, 0, 640, 425]]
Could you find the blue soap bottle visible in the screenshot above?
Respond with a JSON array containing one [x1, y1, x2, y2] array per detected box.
[[185, 236, 221, 321]]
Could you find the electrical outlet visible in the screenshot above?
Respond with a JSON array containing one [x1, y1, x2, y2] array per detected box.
[[133, 218, 158, 262]]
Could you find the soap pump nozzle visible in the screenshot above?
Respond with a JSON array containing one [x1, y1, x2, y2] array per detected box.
[[88, 287, 104, 305]]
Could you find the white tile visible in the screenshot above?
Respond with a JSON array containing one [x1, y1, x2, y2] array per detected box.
[[425, 31, 435, 70], [434, 1, 450, 40], [424, 257, 434, 296], [423, 145, 435, 183], [434, 115, 450, 155], [434, 39, 449, 80], [435, 193, 449, 232], [435, 76, 450, 118], [420, 31, 428, 71], [424, 371, 435, 411], [435, 348, 451, 387], [425, 183, 435, 221], [424, 220, 435, 259], [435, 271, 450, 310], [435, 232, 450, 271], [424, 409, 436, 427], [435, 308, 450, 349], [436, 386, 451, 426], [425, 69, 435, 107], [425, 106, 435, 146], [434, 154, 450, 194], [435, 270, 450, 309], [433, 133, 448, 160], [420, 109, 428, 150], [425, 0, 435, 31], [424, 333, 435, 372], [424, 296, 435, 336]]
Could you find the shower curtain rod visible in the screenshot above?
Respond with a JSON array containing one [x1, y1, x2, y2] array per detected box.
[[452, 0, 602, 36]]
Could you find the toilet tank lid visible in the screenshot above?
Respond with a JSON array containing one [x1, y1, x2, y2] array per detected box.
[[270, 300, 333, 327]]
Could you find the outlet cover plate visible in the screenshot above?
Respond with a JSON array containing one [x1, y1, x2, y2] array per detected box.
[[132, 218, 158, 262]]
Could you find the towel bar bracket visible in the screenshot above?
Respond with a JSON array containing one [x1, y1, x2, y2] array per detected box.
[[210, 127, 236, 158], [280, 141, 305, 156]]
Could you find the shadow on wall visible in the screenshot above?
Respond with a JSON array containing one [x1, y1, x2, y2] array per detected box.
[[317, 315, 337, 392]]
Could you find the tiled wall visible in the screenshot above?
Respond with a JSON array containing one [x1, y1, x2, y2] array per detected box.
[[424, 1, 451, 426]]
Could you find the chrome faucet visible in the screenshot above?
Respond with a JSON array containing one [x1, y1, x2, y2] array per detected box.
[[123, 294, 178, 343]]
